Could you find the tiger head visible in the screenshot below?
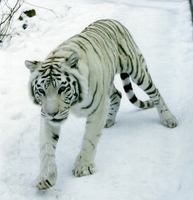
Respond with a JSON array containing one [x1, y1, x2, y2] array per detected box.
[[25, 53, 82, 124]]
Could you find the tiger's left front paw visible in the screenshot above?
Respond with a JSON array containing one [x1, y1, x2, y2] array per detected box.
[[72, 162, 95, 177]]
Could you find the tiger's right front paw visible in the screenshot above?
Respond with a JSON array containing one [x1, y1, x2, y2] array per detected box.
[[35, 163, 57, 190]]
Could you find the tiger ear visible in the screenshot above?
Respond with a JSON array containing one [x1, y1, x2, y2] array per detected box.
[[25, 60, 42, 73], [66, 53, 79, 68]]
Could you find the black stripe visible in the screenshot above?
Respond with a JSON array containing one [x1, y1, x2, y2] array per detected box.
[[52, 133, 59, 141], [118, 44, 127, 56], [137, 73, 145, 85], [39, 68, 48, 76], [53, 67, 62, 73], [42, 73, 50, 79], [78, 35, 101, 59], [134, 59, 139, 79], [120, 73, 129, 80], [88, 95, 102, 116], [72, 40, 87, 53], [117, 91, 122, 98], [147, 88, 157, 96], [130, 95, 138, 104], [98, 20, 118, 38], [82, 83, 98, 109], [45, 180, 52, 187], [72, 75, 82, 102], [53, 73, 61, 77], [56, 77, 61, 81], [110, 95, 117, 102], [128, 55, 134, 74], [139, 101, 145, 108], [144, 82, 153, 91], [118, 56, 123, 71], [110, 102, 119, 106], [153, 100, 159, 105], [123, 83, 132, 93]]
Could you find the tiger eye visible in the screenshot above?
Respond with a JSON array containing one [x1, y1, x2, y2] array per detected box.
[[58, 86, 66, 94], [38, 89, 45, 95]]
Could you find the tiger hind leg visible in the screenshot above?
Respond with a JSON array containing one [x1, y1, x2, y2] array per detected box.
[[105, 84, 122, 128], [129, 65, 178, 128]]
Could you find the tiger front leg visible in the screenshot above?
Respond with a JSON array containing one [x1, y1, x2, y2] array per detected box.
[[35, 118, 60, 190], [73, 98, 109, 177], [72, 124, 102, 177]]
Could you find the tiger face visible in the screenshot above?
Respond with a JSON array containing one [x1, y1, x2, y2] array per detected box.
[[25, 53, 81, 124]]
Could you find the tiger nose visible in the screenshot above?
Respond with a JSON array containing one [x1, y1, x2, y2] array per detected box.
[[47, 111, 58, 117]]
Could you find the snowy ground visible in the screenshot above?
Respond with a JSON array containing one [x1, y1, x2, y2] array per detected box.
[[0, 0, 193, 199]]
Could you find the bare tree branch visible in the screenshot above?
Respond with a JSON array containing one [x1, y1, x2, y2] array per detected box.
[[0, 0, 24, 44]]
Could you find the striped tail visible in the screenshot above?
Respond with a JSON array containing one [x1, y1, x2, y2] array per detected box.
[[120, 73, 154, 109]]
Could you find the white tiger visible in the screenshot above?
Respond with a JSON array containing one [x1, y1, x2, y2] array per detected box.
[[25, 19, 178, 190]]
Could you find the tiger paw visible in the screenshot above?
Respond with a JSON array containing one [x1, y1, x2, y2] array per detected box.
[[105, 119, 115, 128], [72, 162, 95, 177], [160, 111, 178, 128], [35, 163, 57, 190]]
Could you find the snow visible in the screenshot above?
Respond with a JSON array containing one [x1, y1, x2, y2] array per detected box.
[[0, 0, 193, 199]]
